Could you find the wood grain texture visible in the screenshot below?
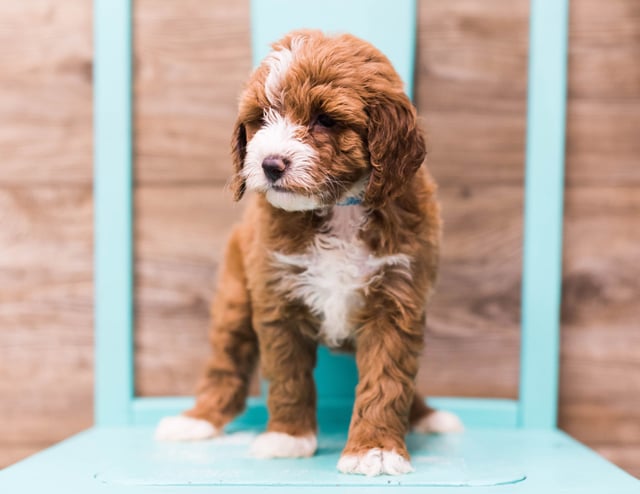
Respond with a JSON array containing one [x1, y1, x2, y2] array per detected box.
[[421, 185, 523, 398], [134, 0, 251, 185], [559, 187, 640, 446], [416, 0, 529, 187], [0, 1, 94, 467], [0, 1, 92, 186], [134, 186, 246, 395], [566, 0, 640, 186], [0, 187, 94, 463]]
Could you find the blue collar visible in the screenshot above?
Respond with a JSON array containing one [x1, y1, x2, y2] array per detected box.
[[336, 196, 363, 206]]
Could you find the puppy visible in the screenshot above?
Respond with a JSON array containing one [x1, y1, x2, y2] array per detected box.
[[156, 30, 462, 476]]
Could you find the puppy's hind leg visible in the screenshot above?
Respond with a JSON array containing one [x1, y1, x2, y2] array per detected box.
[[409, 392, 464, 434], [156, 228, 258, 441]]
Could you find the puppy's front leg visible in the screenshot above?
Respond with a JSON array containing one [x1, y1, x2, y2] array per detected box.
[[155, 229, 258, 441], [338, 312, 423, 476], [250, 315, 318, 458]]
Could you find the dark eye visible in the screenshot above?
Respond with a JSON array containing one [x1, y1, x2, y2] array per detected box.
[[316, 113, 336, 128]]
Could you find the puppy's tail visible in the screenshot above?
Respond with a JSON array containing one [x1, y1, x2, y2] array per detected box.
[[410, 393, 464, 434]]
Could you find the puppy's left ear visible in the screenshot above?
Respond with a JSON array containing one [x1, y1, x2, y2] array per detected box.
[[364, 92, 426, 208], [229, 119, 247, 201]]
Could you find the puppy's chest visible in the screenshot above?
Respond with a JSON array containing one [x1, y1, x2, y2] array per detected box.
[[271, 207, 407, 346]]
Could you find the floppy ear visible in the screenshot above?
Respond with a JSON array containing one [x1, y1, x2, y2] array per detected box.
[[364, 93, 426, 208], [229, 119, 247, 201]]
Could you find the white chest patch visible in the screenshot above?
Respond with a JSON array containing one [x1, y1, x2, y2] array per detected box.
[[272, 206, 411, 346]]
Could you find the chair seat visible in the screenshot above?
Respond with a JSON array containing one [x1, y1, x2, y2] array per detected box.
[[2, 425, 636, 493]]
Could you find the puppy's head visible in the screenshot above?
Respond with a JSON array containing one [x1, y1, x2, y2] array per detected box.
[[230, 30, 426, 211]]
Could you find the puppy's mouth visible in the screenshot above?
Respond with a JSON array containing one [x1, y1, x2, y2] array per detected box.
[[270, 184, 292, 193], [268, 183, 317, 198]]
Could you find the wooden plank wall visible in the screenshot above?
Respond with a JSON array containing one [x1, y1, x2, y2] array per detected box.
[[0, 0, 638, 477], [0, 1, 94, 467]]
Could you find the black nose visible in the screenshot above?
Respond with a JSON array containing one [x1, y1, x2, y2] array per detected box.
[[262, 156, 287, 182]]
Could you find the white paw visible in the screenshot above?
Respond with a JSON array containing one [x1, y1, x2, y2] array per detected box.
[[337, 449, 414, 476], [412, 410, 464, 434], [154, 415, 220, 441], [250, 432, 317, 458]]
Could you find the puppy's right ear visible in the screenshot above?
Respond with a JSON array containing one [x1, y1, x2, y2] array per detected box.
[[229, 119, 247, 201]]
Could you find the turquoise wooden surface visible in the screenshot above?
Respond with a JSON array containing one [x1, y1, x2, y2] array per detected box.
[[94, 0, 135, 427], [1, 427, 638, 492], [1, 0, 639, 491]]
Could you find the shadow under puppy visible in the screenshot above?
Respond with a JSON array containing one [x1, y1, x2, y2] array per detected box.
[[156, 29, 462, 476]]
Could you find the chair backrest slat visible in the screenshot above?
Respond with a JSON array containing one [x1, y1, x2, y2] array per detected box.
[[250, 0, 418, 96], [94, 0, 134, 426], [519, 0, 569, 428]]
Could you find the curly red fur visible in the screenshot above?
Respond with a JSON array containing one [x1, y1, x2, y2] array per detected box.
[[187, 30, 444, 467]]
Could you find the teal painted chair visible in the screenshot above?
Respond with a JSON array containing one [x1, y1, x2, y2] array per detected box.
[[1, 0, 638, 492]]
